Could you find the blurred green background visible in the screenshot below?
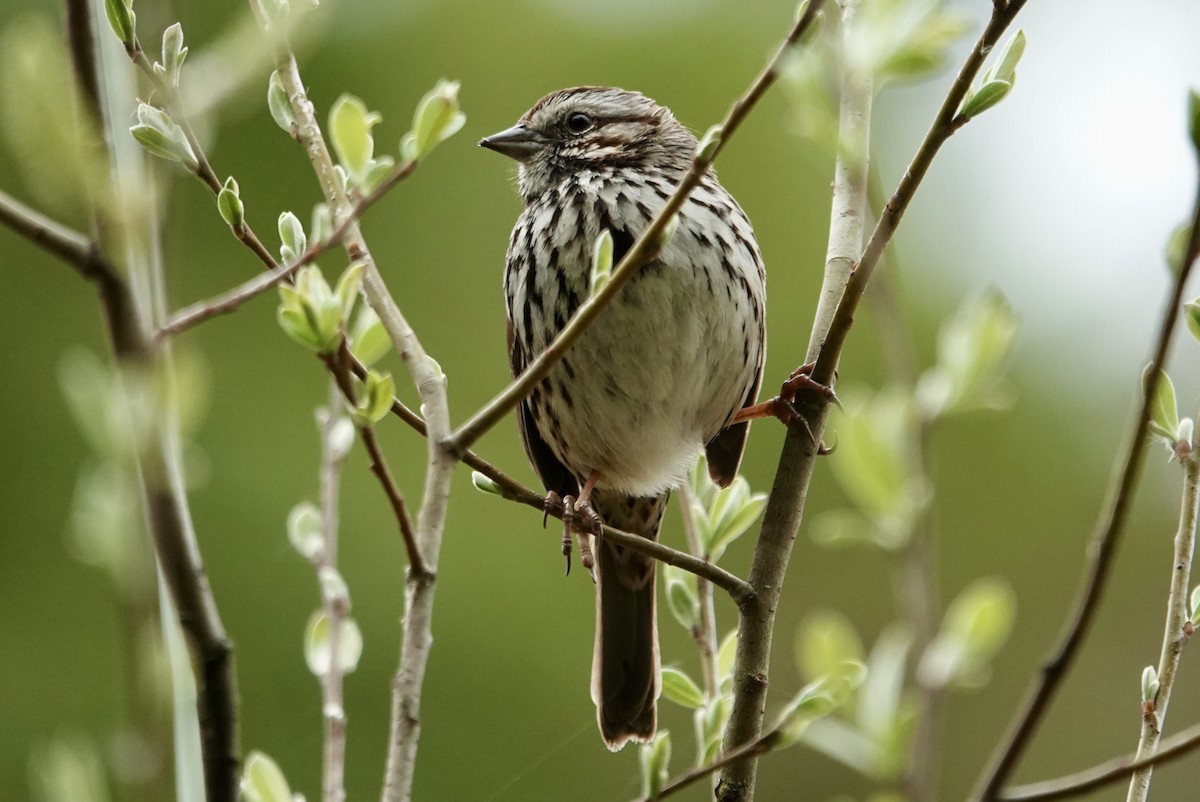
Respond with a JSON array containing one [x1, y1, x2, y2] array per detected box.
[[3, 0, 1200, 800]]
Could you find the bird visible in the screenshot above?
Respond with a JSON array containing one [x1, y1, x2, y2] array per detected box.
[[480, 86, 766, 750]]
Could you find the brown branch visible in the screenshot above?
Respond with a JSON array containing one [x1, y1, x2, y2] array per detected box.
[[324, 345, 425, 576], [62, 1, 240, 799], [998, 718, 1200, 801], [717, 2, 1030, 799], [631, 731, 781, 802], [444, 0, 828, 455], [0, 189, 107, 277], [157, 160, 417, 338], [974, 141, 1200, 802]]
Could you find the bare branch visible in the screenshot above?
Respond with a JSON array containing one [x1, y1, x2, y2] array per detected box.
[[999, 718, 1200, 801], [718, 2, 1030, 799], [974, 131, 1200, 802], [63, 2, 241, 799], [0, 189, 108, 278]]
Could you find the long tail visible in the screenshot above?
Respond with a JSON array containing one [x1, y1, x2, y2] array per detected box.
[[590, 490, 668, 751]]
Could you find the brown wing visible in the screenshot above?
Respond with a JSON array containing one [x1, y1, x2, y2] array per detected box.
[[704, 361, 763, 488], [508, 319, 578, 498]]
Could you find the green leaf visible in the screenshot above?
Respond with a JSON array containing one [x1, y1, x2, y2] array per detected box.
[[1143, 366, 1180, 442], [470, 471, 503, 496], [991, 30, 1026, 83], [276, 266, 342, 353], [311, 203, 333, 244], [348, 306, 390, 366], [919, 291, 1019, 418], [716, 629, 738, 689], [353, 370, 395, 427], [1185, 301, 1200, 343], [240, 751, 292, 802], [104, 0, 136, 46], [1166, 220, 1193, 275], [694, 695, 731, 765], [404, 78, 466, 161], [639, 731, 671, 800], [797, 610, 864, 683], [333, 261, 365, 315], [286, 501, 323, 560], [958, 80, 1012, 119], [1142, 665, 1160, 703], [828, 391, 912, 521], [330, 94, 381, 185], [217, 176, 244, 229], [810, 508, 904, 550], [318, 566, 350, 609], [1189, 87, 1200, 155], [696, 124, 722, 162], [856, 624, 911, 740], [267, 70, 296, 134], [362, 156, 396, 193], [661, 667, 705, 709], [304, 609, 364, 676], [946, 578, 1016, 660], [590, 229, 613, 295], [664, 564, 699, 631], [160, 22, 187, 87], [277, 211, 307, 263]]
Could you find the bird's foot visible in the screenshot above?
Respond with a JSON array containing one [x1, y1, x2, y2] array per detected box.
[[730, 363, 837, 454]]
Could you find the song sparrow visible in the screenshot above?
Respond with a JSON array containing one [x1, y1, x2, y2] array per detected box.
[[481, 87, 766, 750]]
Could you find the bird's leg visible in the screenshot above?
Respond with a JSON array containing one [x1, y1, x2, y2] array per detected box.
[[730, 363, 837, 454], [562, 471, 602, 581], [574, 470, 603, 535]]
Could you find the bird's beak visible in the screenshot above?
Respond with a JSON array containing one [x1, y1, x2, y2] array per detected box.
[[479, 124, 545, 162]]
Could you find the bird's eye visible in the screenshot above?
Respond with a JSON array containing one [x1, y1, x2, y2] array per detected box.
[[566, 112, 593, 134]]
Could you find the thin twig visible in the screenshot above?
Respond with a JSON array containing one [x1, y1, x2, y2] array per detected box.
[[266, 38, 455, 802], [315, 386, 350, 802], [679, 484, 721, 698], [324, 345, 425, 576], [717, 1, 869, 797], [1126, 441, 1200, 801], [0, 189, 106, 277], [64, 2, 240, 798], [975, 139, 1200, 802], [157, 160, 417, 338], [444, 0, 828, 455], [999, 718, 1200, 801], [631, 731, 781, 802], [717, 2, 1030, 799]]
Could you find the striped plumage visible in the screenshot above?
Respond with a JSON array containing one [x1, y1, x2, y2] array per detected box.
[[482, 87, 765, 750]]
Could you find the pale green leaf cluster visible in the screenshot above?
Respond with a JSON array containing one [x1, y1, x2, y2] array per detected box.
[[846, 0, 970, 85], [401, 79, 466, 162], [350, 369, 396, 427], [276, 263, 361, 354], [958, 30, 1026, 119], [638, 731, 671, 800], [918, 578, 1017, 689], [287, 501, 324, 561], [817, 389, 916, 550], [916, 290, 1019, 418], [470, 471, 503, 496], [1143, 367, 1194, 457], [130, 103, 198, 171], [685, 455, 767, 560], [104, 0, 136, 46], [304, 607, 363, 676], [330, 94, 391, 188], [28, 731, 113, 802], [1141, 665, 1160, 704], [590, 229, 614, 295], [267, 70, 297, 134], [153, 23, 188, 87], [240, 751, 305, 802], [664, 564, 699, 631], [217, 176, 244, 230]]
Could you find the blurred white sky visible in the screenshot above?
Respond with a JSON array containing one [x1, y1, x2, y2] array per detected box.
[[881, 0, 1200, 398]]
